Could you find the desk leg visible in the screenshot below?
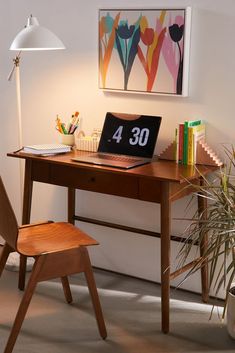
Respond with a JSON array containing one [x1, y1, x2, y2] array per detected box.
[[161, 182, 171, 334], [19, 160, 33, 291], [198, 177, 209, 303], [68, 187, 75, 225]]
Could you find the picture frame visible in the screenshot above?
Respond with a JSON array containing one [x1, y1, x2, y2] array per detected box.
[[99, 8, 191, 96]]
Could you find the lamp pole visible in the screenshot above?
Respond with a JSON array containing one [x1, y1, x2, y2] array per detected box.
[[8, 15, 65, 218], [6, 16, 65, 271], [8, 53, 24, 212]]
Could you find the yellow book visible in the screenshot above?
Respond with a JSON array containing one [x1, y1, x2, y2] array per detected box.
[[187, 127, 194, 165], [187, 124, 206, 165]]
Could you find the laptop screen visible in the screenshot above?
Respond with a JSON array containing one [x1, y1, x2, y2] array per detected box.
[[98, 112, 162, 158]]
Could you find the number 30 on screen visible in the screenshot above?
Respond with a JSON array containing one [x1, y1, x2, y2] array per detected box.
[[112, 126, 150, 146]]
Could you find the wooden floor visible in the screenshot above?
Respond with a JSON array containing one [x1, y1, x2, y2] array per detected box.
[[0, 266, 234, 353]]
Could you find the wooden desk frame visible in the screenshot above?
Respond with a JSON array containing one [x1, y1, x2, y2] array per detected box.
[[8, 150, 215, 333]]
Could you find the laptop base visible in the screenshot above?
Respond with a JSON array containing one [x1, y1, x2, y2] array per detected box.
[[72, 154, 151, 169]]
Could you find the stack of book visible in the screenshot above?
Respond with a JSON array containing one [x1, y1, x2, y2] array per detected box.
[[22, 144, 71, 156], [176, 119, 206, 165]]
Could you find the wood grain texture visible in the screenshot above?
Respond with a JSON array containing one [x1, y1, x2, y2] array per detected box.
[[17, 222, 98, 256]]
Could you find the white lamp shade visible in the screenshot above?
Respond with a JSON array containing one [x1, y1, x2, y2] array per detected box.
[[10, 15, 65, 51]]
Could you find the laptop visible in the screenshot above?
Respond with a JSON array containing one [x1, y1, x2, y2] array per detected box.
[[72, 112, 162, 169]]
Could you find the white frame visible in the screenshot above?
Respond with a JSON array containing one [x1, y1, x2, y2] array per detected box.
[[98, 7, 191, 97]]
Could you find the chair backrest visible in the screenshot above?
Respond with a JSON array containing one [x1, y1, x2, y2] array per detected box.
[[0, 176, 19, 249]]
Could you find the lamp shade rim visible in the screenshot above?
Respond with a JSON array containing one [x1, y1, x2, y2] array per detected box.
[[9, 16, 65, 51]]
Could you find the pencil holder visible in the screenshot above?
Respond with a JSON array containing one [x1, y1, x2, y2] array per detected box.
[[61, 134, 74, 146]]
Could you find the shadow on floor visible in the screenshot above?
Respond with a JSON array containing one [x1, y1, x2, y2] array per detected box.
[[0, 268, 234, 353]]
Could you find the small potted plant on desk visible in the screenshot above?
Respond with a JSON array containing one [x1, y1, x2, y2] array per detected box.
[[176, 144, 235, 338]]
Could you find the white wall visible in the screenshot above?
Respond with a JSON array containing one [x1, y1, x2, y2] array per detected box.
[[0, 0, 234, 294]]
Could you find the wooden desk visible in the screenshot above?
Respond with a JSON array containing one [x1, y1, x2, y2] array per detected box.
[[8, 149, 216, 333]]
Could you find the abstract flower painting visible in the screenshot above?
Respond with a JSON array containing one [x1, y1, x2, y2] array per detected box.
[[99, 8, 191, 96]]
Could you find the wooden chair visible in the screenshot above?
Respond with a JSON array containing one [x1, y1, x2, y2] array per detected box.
[[0, 176, 107, 353]]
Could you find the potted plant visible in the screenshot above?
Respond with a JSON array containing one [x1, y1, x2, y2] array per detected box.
[[176, 144, 235, 337]]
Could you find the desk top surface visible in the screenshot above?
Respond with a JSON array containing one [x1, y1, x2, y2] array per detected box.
[[8, 150, 217, 184]]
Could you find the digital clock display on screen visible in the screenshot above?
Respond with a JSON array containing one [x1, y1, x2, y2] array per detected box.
[[98, 112, 162, 158]]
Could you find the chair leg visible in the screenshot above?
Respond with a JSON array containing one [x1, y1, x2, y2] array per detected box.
[[0, 244, 14, 277], [18, 255, 27, 291], [82, 247, 107, 339], [61, 276, 73, 303], [3, 257, 44, 353]]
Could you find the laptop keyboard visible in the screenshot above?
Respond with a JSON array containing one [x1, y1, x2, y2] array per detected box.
[[96, 153, 141, 163]]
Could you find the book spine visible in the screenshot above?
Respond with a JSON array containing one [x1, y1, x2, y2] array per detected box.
[[183, 121, 189, 164], [178, 123, 184, 164], [187, 127, 194, 165], [175, 127, 179, 163]]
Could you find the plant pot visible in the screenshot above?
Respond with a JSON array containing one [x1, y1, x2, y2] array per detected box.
[[227, 286, 235, 339]]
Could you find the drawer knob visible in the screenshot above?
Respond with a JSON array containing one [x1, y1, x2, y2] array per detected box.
[[90, 177, 96, 182]]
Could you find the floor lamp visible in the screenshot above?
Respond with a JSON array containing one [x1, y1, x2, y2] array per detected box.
[[6, 15, 65, 270]]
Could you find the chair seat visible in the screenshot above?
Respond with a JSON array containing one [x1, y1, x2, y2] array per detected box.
[[17, 222, 99, 256]]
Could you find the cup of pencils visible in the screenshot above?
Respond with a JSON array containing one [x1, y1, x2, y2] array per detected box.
[[56, 111, 79, 146]]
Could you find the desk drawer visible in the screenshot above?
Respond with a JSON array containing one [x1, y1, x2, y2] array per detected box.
[[31, 161, 50, 183], [50, 165, 139, 198], [139, 178, 161, 202]]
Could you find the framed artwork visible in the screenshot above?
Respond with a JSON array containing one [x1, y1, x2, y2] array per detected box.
[[99, 8, 191, 96]]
